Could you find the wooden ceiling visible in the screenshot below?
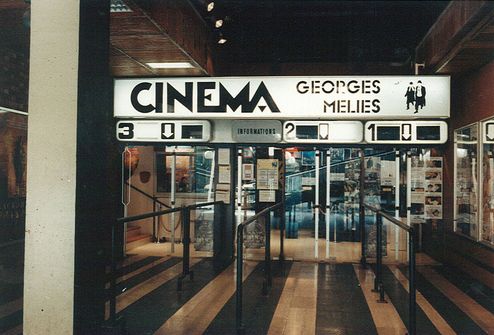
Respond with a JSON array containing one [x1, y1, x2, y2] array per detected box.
[[416, 1, 494, 75], [110, 0, 211, 77], [0, 1, 493, 79], [110, 0, 494, 77]]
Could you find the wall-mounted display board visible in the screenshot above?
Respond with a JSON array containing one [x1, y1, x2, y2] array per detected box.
[[283, 121, 363, 143], [364, 121, 447, 144], [116, 120, 211, 142], [410, 156, 443, 223], [114, 76, 450, 119]]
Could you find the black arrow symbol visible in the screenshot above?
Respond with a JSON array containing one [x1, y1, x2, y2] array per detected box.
[[401, 124, 412, 140], [161, 123, 175, 139]]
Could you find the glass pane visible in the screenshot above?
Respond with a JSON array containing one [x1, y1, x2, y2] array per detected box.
[[455, 123, 479, 239], [156, 146, 214, 194], [481, 147, 494, 245]]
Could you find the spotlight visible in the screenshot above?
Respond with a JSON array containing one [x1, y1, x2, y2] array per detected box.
[[206, 1, 215, 12], [217, 33, 227, 44], [215, 19, 224, 28]]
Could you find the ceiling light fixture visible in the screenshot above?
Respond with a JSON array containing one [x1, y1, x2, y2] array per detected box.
[[110, 0, 132, 12], [146, 62, 195, 69], [206, 1, 215, 12], [217, 36, 227, 44], [215, 19, 224, 28]]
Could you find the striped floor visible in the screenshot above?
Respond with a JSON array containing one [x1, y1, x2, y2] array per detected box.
[[101, 252, 494, 335], [1, 251, 493, 335]]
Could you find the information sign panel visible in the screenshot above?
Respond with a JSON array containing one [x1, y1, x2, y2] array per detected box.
[[364, 121, 447, 144], [116, 120, 211, 142], [232, 120, 282, 143], [283, 121, 363, 143], [483, 120, 494, 143]]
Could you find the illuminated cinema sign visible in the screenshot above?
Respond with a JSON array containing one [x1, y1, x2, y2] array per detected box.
[[114, 76, 450, 119]]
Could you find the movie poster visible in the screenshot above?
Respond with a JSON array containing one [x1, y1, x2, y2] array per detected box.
[[424, 157, 443, 219], [364, 157, 386, 257], [410, 156, 425, 223]]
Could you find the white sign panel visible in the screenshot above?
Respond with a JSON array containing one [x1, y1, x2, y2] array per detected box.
[[483, 120, 494, 143], [114, 76, 450, 119], [283, 121, 363, 143], [116, 120, 210, 142], [364, 121, 447, 144], [232, 120, 282, 143]]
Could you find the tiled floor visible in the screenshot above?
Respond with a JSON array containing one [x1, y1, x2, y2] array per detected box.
[[101, 237, 494, 335], [1, 230, 492, 335]]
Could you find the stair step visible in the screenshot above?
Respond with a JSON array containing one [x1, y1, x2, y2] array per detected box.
[[126, 234, 152, 251], [127, 234, 149, 243], [126, 225, 141, 239]]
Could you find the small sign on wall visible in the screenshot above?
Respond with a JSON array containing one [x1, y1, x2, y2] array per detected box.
[[242, 163, 254, 180], [257, 159, 279, 190]]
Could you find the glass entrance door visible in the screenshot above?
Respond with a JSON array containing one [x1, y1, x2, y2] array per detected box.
[[285, 148, 318, 259], [283, 147, 400, 262]]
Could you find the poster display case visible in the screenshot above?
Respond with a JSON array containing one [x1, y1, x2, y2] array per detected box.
[[454, 123, 479, 240], [481, 118, 494, 245]]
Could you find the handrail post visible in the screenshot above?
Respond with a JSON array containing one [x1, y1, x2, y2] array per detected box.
[[110, 223, 116, 324], [177, 206, 192, 291], [263, 212, 272, 295], [279, 202, 285, 263], [152, 197, 157, 242], [409, 229, 416, 335], [351, 200, 356, 241], [236, 226, 244, 334], [183, 207, 191, 277], [373, 212, 379, 292], [376, 213, 386, 303], [360, 151, 366, 267]]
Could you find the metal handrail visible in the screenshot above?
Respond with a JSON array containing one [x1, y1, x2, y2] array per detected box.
[[125, 182, 171, 209], [177, 200, 224, 291], [125, 182, 171, 241], [286, 150, 396, 179], [236, 202, 283, 334], [364, 204, 412, 233], [110, 200, 224, 325], [362, 203, 416, 335], [116, 207, 181, 224]]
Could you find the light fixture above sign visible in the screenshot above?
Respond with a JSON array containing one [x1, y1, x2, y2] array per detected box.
[[146, 62, 195, 69]]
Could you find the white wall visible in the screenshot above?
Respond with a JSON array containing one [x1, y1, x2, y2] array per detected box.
[[127, 146, 156, 235], [24, 2, 80, 334]]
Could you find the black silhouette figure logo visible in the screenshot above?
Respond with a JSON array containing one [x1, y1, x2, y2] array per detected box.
[[404, 82, 415, 110], [414, 80, 426, 113], [404, 80, 427, 113]]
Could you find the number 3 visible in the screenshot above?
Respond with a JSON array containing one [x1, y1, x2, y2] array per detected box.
[[118, 122, 134, 140]]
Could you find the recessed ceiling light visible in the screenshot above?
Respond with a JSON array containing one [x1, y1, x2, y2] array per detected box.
[[146, 62, 195, 69], [215, 19, 224, 28], [218, 37, 227, 44], [110, 0, 132, 12], [207, 1, 215, 12]]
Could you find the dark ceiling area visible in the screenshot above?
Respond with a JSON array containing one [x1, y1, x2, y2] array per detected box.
[[0, 1, 30, 111], [1, 0, 493, 81], [192, 1, 450, 65]]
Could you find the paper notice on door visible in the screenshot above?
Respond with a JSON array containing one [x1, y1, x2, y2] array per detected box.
[[259, 190, 276, 203], [257, 159, 279, 190], [218, 165, 230, 183]]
